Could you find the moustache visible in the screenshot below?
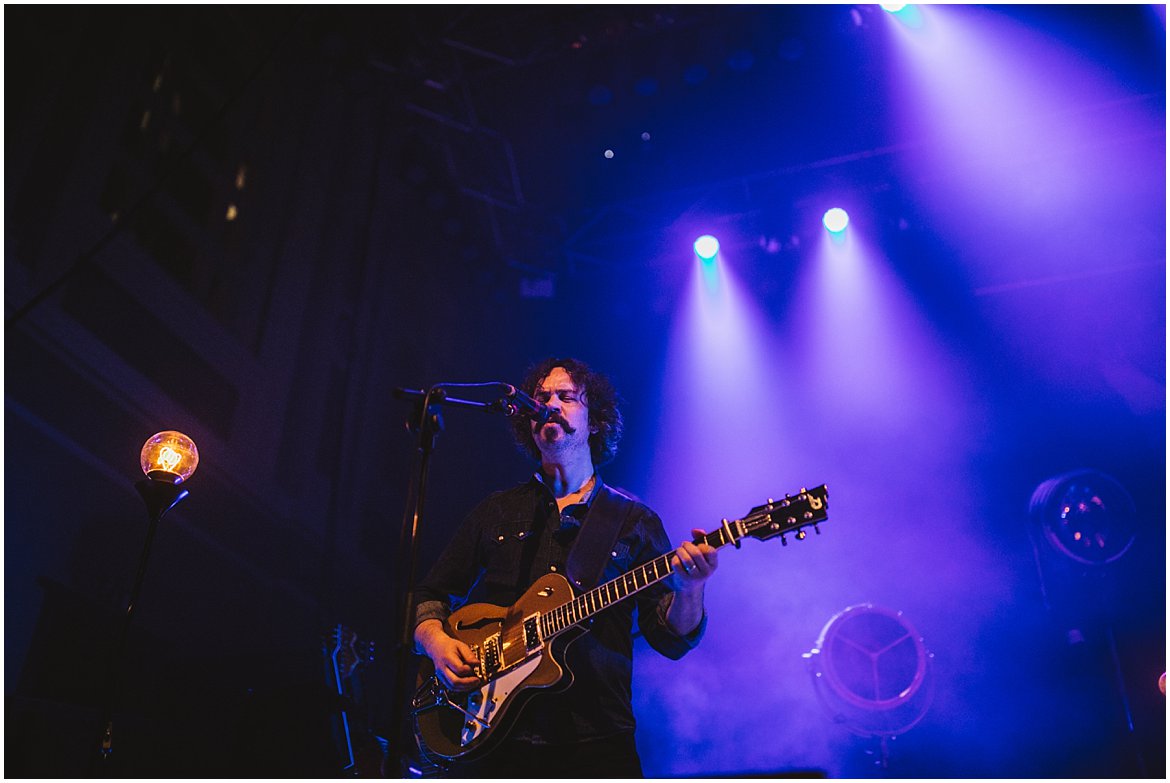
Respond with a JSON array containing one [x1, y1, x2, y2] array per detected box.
[[538, 414, 577, 434]]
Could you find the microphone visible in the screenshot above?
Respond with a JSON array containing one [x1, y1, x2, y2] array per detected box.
[[502, 385, 554, 427]]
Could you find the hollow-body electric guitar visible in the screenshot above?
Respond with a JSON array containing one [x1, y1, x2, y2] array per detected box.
[[411, 484, 829, 762]]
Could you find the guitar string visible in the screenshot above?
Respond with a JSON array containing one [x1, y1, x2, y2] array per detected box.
[[545, 510, 750, 638]]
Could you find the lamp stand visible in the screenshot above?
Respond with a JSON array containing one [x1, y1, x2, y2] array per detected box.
[[93, 477, 188, 769]]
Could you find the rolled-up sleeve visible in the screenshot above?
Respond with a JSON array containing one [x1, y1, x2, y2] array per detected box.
[[642, 591, 706, 659], [413, 599, 450, 627], [632, 508, 707, 660]]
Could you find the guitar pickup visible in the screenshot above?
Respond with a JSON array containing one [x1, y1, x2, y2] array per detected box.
[[523, 614, 542, 652], [479, 636, 502, 678]]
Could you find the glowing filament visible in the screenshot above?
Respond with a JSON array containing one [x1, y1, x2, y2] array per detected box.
[[158, 446, 183, 474]]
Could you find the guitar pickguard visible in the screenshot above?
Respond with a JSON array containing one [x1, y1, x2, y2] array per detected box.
[[460, 653, 544, 746]]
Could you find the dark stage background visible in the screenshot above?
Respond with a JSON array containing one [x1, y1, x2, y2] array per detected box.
[[5, 5, 1165, 779]]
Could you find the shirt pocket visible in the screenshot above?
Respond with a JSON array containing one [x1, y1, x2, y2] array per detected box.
[[480, 520, 536, 586], [606, 534, 639, 576]]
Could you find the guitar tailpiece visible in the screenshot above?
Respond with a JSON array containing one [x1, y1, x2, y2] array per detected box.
[[411, 676, 449, 713], [443, 695, 491, 728]]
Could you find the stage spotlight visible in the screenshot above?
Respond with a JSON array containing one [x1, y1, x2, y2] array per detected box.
[[881, 3, 924, 28], [804, 604, 934, 746], [823, 208, 850, 234], [1029, 469, 1136, 566], [693, 235, 720, 261]]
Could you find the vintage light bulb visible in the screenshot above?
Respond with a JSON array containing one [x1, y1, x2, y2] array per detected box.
[[140, 431, 199, 483]]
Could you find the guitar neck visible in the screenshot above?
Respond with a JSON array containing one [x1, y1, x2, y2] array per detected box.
[[537, 485, 828, 641], [537, 521, 742, 640]]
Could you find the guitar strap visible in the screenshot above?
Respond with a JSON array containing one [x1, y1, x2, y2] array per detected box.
[[565, 483, 639, 592]]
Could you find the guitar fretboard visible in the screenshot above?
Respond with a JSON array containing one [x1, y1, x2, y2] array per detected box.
[[536, 519, 746, 640]]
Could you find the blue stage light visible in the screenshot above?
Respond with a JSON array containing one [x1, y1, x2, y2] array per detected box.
[[822, 208, 850, 234], [880, 3, 923, 27], [694, 235, 720, 260]]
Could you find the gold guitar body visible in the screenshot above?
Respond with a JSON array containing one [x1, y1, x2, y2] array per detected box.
[[413, 572, 584, 761]]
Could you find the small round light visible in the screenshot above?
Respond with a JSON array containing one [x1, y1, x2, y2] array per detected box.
[[694, 235, 720, 260], [683, 64, 709, 86], [140, 431, 199, 483], [881, 3, 908, 12], [603, 149, 615, 159], [727, 49, 755, 73], [634, 77, 659, 97], [823, 208, 850, 234], [587, 85, 613, 106]]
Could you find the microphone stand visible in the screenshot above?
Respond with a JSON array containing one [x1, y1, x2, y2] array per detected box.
[[388, 384, 516, 775]]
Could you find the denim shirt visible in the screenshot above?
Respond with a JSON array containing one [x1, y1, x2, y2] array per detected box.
[[413, 474, 706, 743]]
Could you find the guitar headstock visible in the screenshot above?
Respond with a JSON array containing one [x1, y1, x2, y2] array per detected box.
[[328, 624, 375, 680], [741, 485, 829, 543]]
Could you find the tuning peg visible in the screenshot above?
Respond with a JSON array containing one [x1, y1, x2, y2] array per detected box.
[[814, 524, 821, 535], [780, 534, 788, 546], [796, 529, 807, 541]]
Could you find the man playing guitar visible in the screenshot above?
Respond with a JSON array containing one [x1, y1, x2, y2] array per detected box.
[[412, 357, 719, 777]]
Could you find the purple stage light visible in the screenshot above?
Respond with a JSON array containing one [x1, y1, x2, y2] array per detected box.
[[886, 4, 1164, 399], [635, 220, 999, 778]]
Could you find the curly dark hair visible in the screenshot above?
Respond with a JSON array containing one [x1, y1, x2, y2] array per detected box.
[[509, 357, 624, 466]]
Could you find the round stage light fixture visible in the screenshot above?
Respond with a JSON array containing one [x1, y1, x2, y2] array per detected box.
[[693, 235, 720, 261], [823, 208, 850, 234], [804, 604, 934, 741], [1028, 469, 1136, 566]]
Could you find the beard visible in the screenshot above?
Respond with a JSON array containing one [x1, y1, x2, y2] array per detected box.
[[533, 415, 584, 456]]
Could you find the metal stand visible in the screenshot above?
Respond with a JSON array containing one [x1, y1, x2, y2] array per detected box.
[[387, 384, 516, 775], [1105, 623, 1148, 777], [93, 477, 188, 771]]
